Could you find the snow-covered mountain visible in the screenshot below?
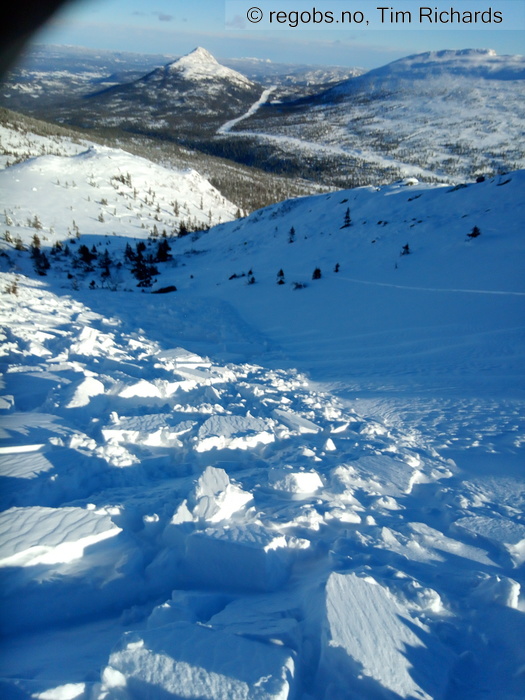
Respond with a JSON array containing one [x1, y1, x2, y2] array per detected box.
[[0, 44, 361, 114], [52, 47, 263, 142], [233, 48, 525, 184], [1, 117, 524, 699], [343, 47, 525, 83]]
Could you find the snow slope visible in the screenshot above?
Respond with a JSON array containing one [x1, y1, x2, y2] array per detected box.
[[0, 141, 237, 242], [0, 135, 524, 698]]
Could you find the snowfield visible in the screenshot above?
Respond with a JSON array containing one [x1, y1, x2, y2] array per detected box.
[[0, 123, 524, 699]]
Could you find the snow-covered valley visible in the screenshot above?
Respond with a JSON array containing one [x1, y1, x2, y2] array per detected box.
[[1, 110, 524, 699]]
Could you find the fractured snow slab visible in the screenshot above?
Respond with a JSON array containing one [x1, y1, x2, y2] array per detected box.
[[0, 447, 53, 479], [272, 408, 321, 434], [183, 524, 292, 592], [100, 621, 295, 700], [0, 507, 122, 567], [453, 515, 525, 566], [118, 380, 163, 399], [155, 346, 211, 369], [196, 414, 275, 452], [353, 454, 430, 497], [102, 414, 195, 448]]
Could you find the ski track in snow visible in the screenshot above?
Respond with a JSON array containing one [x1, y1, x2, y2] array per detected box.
[[217, 87, 276, 135], [338, 274, 525, 296], [1, 275, 524, 700]]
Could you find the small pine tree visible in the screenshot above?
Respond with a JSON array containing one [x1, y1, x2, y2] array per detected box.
[[277, 269, 285, 285], [334, 263, 340, 273], [99, 249, 112, 277], [288, 227, 295, 244], [312, 267, 322, 280], [401, 244, 410, 256], [341, 208, 351, 229], [30, 234, 41, 257], [467, 226, 481, 239], [78, 244, 96, 265]]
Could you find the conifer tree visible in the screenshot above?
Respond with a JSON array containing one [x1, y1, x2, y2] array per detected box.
[[99, 249, 112, 277], [30, 234, 41, 258], [156, 238, 172, 263], [124, 243, 135, 262]]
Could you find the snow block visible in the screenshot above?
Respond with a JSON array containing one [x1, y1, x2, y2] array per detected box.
[[183, 524, 291, 592], [318, 572, 451, 700], [167, 466, 253, 528], [272, 408, 321, 435], [0, 506, 121, 568], [100, 621, 295, 700], [267, 466, 323, 495], [101, 414, 193, 448], [472, 574, 521, 609], [353, 454, 426, 497], [0, 447, 53, 480], [64, 376, 105, 408], [196, 414, 275, 452]]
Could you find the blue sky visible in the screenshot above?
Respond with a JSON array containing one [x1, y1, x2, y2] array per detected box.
[[33, 0, 524, 68]]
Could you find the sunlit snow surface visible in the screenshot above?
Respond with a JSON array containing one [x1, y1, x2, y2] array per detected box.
[[1, 139, 525, 697]]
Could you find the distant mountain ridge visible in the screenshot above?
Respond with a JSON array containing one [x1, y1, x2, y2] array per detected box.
[[325, 48, 525, 98], [232, 48, 525, 185]]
